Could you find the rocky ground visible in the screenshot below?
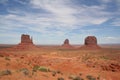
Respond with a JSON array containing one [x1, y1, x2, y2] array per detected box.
[[0, 46, 120, 80]]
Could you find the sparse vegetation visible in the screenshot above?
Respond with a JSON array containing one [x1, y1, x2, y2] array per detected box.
[[68, 75, 84, 80], [100, 56, 109, 60], [33, 65, 50, 72], [58, 77, 64, 80], [0, 44, 120, 80], [33, 65, 39, 72], [20, 68, 29, 76], [82, 54, 91, 62], [0, 70, 11, 76], [5, 57, 10, 61], [97, 76, 100, 80], [86, 75, 96, 80], [52, 71, 56, 76]]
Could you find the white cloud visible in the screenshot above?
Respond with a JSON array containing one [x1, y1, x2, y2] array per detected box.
[[0, 0, 113, 32], [0, 0, 118, 44], [29, 0, 110, 27]]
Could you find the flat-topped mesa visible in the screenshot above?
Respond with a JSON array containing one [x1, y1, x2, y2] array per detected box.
[[20, 34, 33, 45], [80, 36, 101, 49]]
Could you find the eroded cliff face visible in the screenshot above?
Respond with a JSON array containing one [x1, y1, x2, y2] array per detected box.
[[85, 36, 97, 45], [11, 34, 37, 50], [80, 36, 101, 49], [20, 34, 33, 45], [62, 39, 73, 48]]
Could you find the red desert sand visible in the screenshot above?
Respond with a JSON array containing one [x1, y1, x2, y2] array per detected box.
[[0, 34, 120, 80]]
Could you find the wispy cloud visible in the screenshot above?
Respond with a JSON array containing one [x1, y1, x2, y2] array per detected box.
[[1, 0, 111, 32], [0, 0, 120, 44], [30, 0, 110, 26]]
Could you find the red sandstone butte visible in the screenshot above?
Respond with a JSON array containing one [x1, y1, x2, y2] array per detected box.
[[62, 39, 73, 48], [13, 34, 37, 50], [80, 36, 101, 49], [20, 34, 33, 45]]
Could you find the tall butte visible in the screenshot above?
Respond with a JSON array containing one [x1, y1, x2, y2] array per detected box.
[[80, 36, 101, 49], [20, 34, 33, 45], [61, 39, 73, 48], [13, 34, 37, 50]]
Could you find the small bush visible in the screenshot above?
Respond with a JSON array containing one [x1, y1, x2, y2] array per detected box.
[[68, 75, 76, 79], [100, 56, 109, 60], [5, 57, 10, 61], [97, 76, 100, 80], [86, 75, 96, 80], [73, 76, 84, 80], [0, 70, 11, 76], [56, 70, 61, 74], [20, 68, 29, 76], [38, 66, 49, 72], [33, 65, 50, 72], [68, 75, 84, 80], [33, 65, 39, 72], [58, 77, 64, 80], [52, 71, 56, 76]]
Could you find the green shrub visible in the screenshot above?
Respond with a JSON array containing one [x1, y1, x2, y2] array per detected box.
[[86, 75, 96, 80], [33, 65, 49, 72], [0, 70, 11, 76], [33, 65, 40, 72], [68, 75, 84, 80], [38, 66, 49, 72], [73, 76, 84, 80]]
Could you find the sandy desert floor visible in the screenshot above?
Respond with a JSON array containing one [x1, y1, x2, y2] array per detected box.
[[0, 45, 120, 80]]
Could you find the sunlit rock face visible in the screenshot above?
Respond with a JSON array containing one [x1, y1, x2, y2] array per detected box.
[[12, 34, 37, 50], [64, 39, 69, 45], [20, 34, 33, 44], [62, 39, 73, 48], [85, 36, 97, 46], [80, 36, 101, 49]]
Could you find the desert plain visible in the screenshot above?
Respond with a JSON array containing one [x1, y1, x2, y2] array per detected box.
[[0, 35, 120, 80]]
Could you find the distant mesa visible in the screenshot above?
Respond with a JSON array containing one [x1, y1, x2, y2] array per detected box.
[[85, 36, 97, 45], [12, 34, 37, 50], [80, 36, 101, 49], [20, 34, 33, 45], [61, 39, 73, 48], [64, 39, 69, 45]]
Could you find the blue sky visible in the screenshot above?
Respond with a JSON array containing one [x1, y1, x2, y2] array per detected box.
[[0, 0, 120, 44]]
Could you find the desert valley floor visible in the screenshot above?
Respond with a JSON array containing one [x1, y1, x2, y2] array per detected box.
[[0, 45, 120, 80]]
